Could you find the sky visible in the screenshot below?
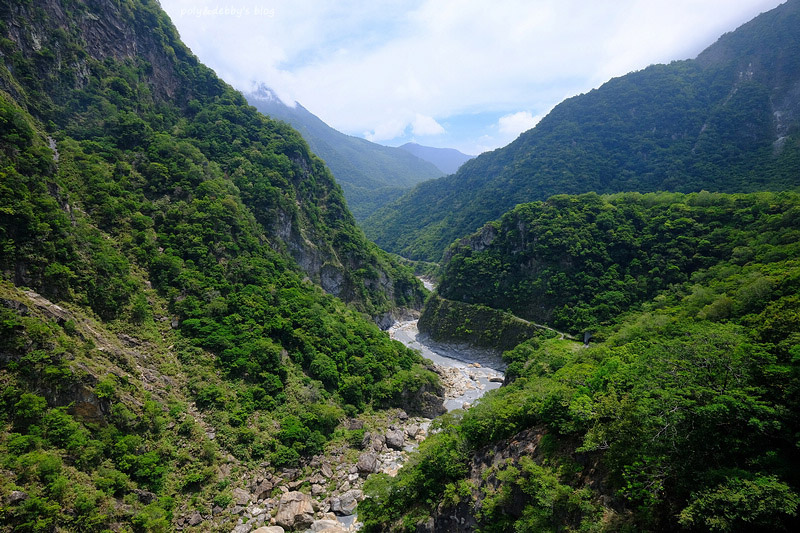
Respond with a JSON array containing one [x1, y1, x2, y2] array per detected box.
[[159, 0, 785, 155]]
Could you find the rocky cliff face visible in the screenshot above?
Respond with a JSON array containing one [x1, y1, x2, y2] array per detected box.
[[1, 0, 182, 103], [0, 0, 423, 316]]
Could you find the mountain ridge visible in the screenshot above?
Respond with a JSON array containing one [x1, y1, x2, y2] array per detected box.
[[398, 142, 474, 174], [246, 86, 444, 220], [364, 0, 800, 262]]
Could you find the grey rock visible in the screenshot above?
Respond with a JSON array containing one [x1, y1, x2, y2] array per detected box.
[[134, 489, 156, 504], [356, 452, 378, 474], [252, 527, 284, 533], [275, 491, 315, 529], [188, 512, 202, 526], [385, 429, 405, 450], [8, 491, 28, 504], [249, 506, 266, 517], [345, 418, 364, 430], [233, 487, 251, 506], [231, 524, 252, 533], [321, 463, 333, 478], [252, 479, 273, 500], [331, 489, 362, 516], [311, 519, 345, 532], [371, 434, 386, 451]]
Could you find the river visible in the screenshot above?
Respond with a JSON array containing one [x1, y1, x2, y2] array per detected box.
[[388, 318, 505, 411]]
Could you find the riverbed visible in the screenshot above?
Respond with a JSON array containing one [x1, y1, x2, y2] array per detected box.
[[388, 318, 505, 411]]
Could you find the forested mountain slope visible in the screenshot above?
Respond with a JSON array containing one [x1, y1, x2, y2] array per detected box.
[[365, 0, 800, 262], [246, 86, 444, 221], [0, 0, 438, 529], [363, 190, 800, 531], [436, 191, 800, 332]]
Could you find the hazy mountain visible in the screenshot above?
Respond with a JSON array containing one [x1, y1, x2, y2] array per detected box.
[[365, 0, 800, 262], [246, 86, 444, 220], [398, 142, 474, 174]]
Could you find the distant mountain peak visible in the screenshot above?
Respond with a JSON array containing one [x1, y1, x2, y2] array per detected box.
[[245, 86, 443, 219], [398, 142, 474, 175], [249, 83, 294, 106]]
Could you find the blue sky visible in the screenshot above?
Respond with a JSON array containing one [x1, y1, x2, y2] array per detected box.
[[159, 0, 785, 155]]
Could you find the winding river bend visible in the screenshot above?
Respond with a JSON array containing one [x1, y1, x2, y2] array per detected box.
[[388, 318, 505, 411]]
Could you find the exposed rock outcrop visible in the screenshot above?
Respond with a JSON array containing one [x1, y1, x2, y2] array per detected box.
[[275, 491, 316, 529]]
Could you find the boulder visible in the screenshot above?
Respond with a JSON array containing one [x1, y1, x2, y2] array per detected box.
[[252, 527, 285, 533], [385, 429, 405, 450], [8, 491, 28, 504], [233, 487, 251, 506], [370, 434, 386, 451], [345, 418, 364, 430], [252, 479, 273, 500], [275, 491, 315, 529], [330, 489, 362, 516], [187, 511, 202, 526], [310, 519, 344, 532], [357, 451, 378, 474]]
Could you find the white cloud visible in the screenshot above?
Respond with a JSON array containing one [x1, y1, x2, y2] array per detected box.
[[159, 0, 785, 151], [412, 114, 445, 136], [364, 118, 408, 143], [498, 111, 541, 136]]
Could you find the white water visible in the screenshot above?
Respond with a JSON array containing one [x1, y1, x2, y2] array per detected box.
[[388, 319, 505, 411]]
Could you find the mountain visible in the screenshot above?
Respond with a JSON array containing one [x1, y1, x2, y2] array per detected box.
[[365, 0, 800, 262], [398, 142, 474, 174], [245, 86, 444, 220], [362, 190, 800, 531], [0, 0, 440, 529]]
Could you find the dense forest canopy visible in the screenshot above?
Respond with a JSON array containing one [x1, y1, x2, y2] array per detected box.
[[363, 190, 800, 531]]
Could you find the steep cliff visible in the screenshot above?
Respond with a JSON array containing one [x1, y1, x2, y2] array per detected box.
[[0, 1, 438, 530], [0, 0, 424, 316]]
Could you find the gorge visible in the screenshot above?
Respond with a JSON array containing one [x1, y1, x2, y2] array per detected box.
[[2, 1, 800, 532]]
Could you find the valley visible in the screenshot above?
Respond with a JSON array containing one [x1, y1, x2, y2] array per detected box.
[[1, 1, 800, 532]]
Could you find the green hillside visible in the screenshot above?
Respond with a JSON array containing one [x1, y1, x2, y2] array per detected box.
[[246, 87, 444, 220], [365, 0, 800, 262], [437, 191, 800, 333], [0, 0, 437, 529], [362, 190, 800, 531]]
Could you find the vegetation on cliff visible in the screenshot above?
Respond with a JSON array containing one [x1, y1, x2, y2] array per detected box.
[[437, 191, 800, 333], [362, 190, 800, 531], [0, 0, 436, 530], [417, 294, 558, 352], [365, 0, 800, 262]]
